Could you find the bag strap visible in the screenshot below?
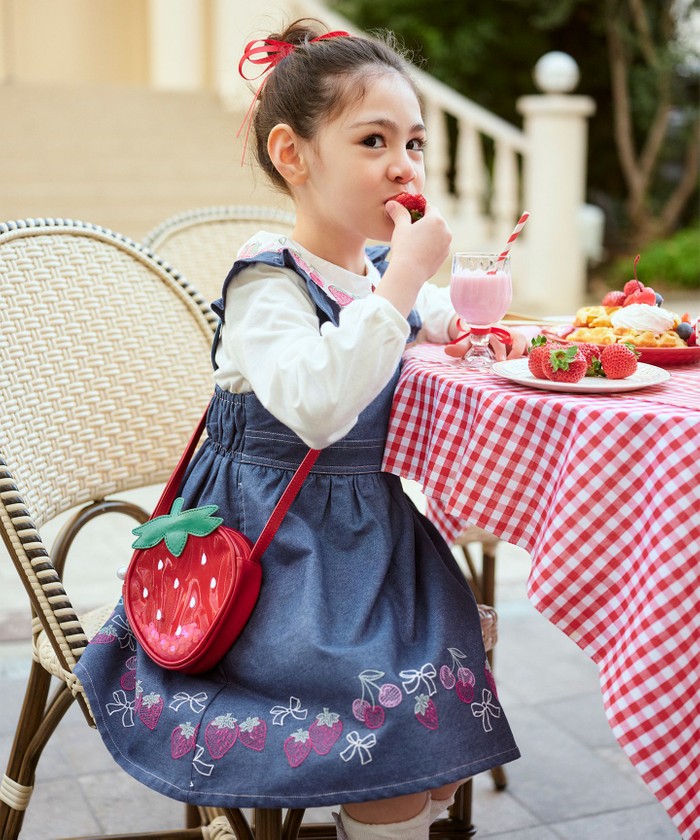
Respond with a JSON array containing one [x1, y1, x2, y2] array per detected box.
[[152, 403, 320, 562]]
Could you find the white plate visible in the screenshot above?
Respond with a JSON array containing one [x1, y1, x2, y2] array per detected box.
[[491, 358, 671, 393]]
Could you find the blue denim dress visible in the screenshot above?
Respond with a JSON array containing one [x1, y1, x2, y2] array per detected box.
[[76, 243, 520, 808]]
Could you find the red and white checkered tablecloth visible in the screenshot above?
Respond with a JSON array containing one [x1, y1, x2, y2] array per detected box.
[[383, 343, 700, 839]]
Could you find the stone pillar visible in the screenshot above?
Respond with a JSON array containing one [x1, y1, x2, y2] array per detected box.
[[148, 0, 205, 90], [517, 52, 596, 315]]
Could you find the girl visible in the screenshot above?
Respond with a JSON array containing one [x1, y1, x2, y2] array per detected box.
[[76, 19, 522, 840]]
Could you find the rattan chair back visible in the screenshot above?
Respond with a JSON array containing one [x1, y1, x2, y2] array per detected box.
[[143, 204, 296, 308]]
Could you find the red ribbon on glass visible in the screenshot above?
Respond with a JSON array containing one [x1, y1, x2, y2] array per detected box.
[[236, 31, 351, 162], [447, 320, 512, 347]]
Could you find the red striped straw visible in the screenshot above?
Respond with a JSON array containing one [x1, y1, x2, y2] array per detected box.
[[489, 211, 530, 273]]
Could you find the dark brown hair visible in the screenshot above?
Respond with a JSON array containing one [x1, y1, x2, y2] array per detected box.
[[250, 19, 420, 193]]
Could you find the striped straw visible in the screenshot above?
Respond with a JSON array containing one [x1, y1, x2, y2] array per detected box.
[[489, 211, 530, 273]]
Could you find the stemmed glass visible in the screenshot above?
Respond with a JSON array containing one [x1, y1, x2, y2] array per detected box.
[[449, 252, 512, 370]]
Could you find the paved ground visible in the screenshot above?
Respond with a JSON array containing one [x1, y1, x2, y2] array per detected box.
[[0, 484, 680, 839]]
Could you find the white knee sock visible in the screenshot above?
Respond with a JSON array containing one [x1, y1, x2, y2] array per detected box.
[[335, 797, 431, 840], [429, 793, 455, 821]]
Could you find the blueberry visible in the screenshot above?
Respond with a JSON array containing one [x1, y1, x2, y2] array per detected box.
[[654, 292, 664, 306], [675, 322, 693, 340]]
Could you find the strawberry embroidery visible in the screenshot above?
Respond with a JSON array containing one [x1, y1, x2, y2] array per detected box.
[[308, 708, 343, 755], [204, 713, 239, 759], [328, 285, 355, 306], [90, 627, 116, 644], [138, 691, 164, 730], [284, 729, 313, 767], [414, 694, 439, 730], [239, 716, 267, 751], [171, 722, 199, 759]]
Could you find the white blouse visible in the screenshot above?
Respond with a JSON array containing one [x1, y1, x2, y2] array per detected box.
[[214, 234, 455, 449]]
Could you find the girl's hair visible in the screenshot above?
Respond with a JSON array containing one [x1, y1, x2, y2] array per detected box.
[[250, 19, 420, 193]]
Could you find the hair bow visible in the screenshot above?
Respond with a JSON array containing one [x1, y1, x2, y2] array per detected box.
[[236, 31, 350, 162]]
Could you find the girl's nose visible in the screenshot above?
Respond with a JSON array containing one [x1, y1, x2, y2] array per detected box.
[[388, 151, 416, 184]]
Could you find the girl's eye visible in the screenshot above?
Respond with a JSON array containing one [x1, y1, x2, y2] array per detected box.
[[407, 138, 426, 152], [362, 135, 386, 148]]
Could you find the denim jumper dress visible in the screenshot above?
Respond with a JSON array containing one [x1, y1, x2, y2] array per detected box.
[[76, 239, 520, 809]]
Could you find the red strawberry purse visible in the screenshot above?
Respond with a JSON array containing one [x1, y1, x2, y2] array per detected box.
[[123, 408, 319, 674]]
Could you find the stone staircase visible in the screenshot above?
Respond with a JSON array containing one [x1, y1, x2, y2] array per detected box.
[[0, 83, 293, 241]]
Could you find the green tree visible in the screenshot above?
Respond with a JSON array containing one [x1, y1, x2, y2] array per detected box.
[[330, 0, 699, 251]]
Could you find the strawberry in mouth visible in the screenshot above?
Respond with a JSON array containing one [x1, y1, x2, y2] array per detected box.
[[393, 192, 427, 222]]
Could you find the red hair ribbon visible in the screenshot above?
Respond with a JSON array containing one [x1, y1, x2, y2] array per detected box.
[[236, 30, 351, 162]]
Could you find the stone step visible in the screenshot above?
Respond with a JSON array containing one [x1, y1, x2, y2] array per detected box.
[[0, 83, 292, 240]]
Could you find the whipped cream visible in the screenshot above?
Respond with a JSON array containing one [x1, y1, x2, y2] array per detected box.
[[610, 304, 676, 333]]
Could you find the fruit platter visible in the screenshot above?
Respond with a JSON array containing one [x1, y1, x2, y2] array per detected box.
[[544, 256, 700, 367]]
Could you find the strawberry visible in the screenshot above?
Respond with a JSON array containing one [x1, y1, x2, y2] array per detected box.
[[308, 708, 343, 755], [414, 694, 439, 730], [573, 342, 602, 373], [171, 722, 199, 759], [138, 691, 164, 730], [394, 192, 427, 222], [542, 346, 587, 383], [284, 729, 313, 767], [204, 713, 239, 759], [527, 335, 554, 378], [599, 343, 639, 379], [601, 290, 627, 307], [126, 495, 258, 673], [238, 716, 267, 751]]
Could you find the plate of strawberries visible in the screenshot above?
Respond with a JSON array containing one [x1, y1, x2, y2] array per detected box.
[[492, 335, 670, 393]]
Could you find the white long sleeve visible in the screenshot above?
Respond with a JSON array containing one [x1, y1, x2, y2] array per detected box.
[[213, 236, 455, 448]]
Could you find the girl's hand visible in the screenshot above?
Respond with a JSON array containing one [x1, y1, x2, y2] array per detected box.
[[375, 201, 452, 318], [444, 324, 528, 362]]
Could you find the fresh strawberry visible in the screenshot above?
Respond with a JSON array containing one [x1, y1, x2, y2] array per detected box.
[[600, 344, 639, 379], [601, 290, 627, 307], [238, 716, 267, 751], [284, 730, 312, 767], [394, 192, 427, 222], [542, 346, 587, 383], [204, 713, 239, 759], [414, 694, 439, 730], [171, 722, 199, 759], [527, 335, 553, 378], [308, 708, 343, 755], [138, 691, 164, 730], [573, 342, 602, 373]]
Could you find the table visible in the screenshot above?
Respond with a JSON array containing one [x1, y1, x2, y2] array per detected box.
[[383, 343, 700, 839]]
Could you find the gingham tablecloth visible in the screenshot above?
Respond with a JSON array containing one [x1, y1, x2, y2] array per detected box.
[[383, 343, 700, 839]]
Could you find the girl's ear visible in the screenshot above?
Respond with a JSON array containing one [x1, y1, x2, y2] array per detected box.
[[268, 124, 308, 187]]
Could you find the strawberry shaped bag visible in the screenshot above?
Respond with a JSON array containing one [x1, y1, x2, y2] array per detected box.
[[124, 408, 319, 674]]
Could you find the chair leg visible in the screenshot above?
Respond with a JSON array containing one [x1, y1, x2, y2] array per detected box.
[[0, 658, 75, 840], [429, 781, 476, 838]]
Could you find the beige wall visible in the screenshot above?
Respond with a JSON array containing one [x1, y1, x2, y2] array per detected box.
[[1, 0, 149, 85]]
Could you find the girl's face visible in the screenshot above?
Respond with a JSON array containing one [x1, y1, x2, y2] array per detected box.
[[292, 71, 426, 266]]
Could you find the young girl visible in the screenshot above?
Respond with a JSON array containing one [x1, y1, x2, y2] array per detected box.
[[76, 19, 522, 840]]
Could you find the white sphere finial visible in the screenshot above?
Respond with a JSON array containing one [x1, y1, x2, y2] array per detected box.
[[534, 51, 580, 93]]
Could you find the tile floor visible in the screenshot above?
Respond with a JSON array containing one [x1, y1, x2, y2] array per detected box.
[[0, 486, 681, 839]]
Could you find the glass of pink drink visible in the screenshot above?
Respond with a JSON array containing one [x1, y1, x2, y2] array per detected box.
[[450, 253, 512, 370]]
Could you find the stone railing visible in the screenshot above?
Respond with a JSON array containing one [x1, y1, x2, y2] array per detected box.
[[151, 0, 600, 314]]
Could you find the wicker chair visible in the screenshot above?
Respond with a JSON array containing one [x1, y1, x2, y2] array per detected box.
[[0, 218, 240, 840], [142, 204, 297, 308]]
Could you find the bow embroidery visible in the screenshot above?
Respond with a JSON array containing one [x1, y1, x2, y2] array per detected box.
[[340, 731, 377, 766], [106, 690, 135, 727], [399, 663, 437, 696], [471, 689, 501, 732], [169, 691, 208, 714], [270, 696, 308, 726]]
